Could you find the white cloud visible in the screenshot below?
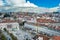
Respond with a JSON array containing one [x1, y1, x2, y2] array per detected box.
[[11, 0, 38, 7], [0, 0, 4, 6], [0, 0, 60, 13], [49, 7, 59, 12], [9, 0, 26, 5], [23, 1, 38, 7], [48, 3, 60, 12]]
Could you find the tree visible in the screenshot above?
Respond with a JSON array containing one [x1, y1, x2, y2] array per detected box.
[[3, 13, 11, 18], [19, 21, 26, 26], [10, 33, 18, 40], [0, 13, 2, 15], [3, 28, 9, 33], [4, 28, 7, 31], [19, 21, 27, 30], [0, 30, 7, 40], [1, 34, 7, 40]]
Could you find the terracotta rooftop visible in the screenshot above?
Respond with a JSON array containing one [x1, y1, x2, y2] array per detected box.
[[33, 34, 50, 40], [53, 36, 60, 40], [37, 19, 56, 23], [0, 19, 16, 23]]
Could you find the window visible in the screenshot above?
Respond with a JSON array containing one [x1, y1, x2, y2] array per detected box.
[[7, 24, 12, 28]]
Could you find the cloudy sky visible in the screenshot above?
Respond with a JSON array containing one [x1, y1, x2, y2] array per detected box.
[[0, 0, 60, 12], [0, 0, 60, 8], [28, 0, 60, 8]]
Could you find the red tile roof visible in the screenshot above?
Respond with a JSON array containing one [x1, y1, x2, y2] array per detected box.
[[37, 19, 55, 23], [53, 36, 60, 40], [0, 19, 16, 23], [33, 34, 50, 40]]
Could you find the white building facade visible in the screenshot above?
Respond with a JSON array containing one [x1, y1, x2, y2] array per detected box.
[[0, 22, 19, 33]]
